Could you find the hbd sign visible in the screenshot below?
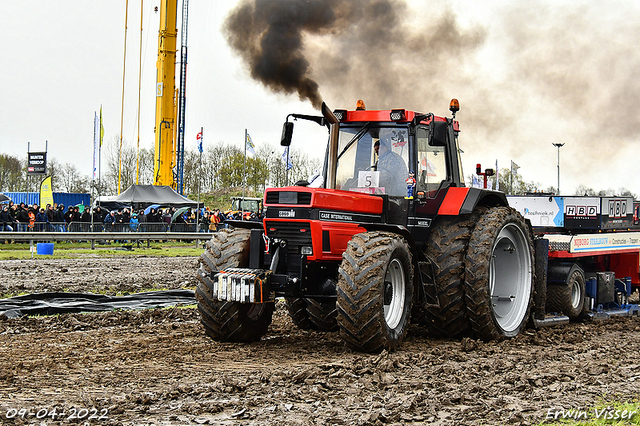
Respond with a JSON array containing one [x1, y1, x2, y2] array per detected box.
[[607, 199, 627, 218], [566, 205, 598, 217], [27, 152, 47, 175]]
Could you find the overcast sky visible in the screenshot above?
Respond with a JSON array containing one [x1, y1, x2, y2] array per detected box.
[[1, 0, 639, 196]]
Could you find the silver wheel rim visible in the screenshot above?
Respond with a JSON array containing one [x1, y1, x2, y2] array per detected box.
[[570, 275, 582, 309], [489, 223, 532, 333], [384, 258, 405, 330]]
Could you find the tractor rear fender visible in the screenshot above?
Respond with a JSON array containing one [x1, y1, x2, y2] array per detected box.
[[436, 187, 508, 217]]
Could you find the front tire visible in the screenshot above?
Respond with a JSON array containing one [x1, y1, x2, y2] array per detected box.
[[195, 228, 274, 342], [285, 297, 338, 332], [336, 232, 413, 353], [464, 207, 534, 340]]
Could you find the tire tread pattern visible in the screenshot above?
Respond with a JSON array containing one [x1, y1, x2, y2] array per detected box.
[[419, 214, 480, 337], [546, 263, 586, 319], [464, 206, 534, 341], [195, 228, 274, 342], [336, 231, 413, 353]]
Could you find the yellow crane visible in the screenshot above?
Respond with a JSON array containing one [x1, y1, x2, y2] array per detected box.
[[154, 0, 178, 188]]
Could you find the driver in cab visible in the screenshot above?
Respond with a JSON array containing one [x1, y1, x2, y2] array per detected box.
[[373, 132, 408, 196]]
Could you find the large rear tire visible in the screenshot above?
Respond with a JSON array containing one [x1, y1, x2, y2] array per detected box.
[[420, 215, 478, 338], [546, 262, 586, 320], [195, 228, 274, 342], [336, 232, 413, 353], [464, 207, 534, 341]]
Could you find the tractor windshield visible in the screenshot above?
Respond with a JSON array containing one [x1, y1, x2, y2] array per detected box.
[[335, 124, 409, 197]]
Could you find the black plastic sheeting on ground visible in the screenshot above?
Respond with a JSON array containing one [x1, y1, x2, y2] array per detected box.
[[0, 290, 196, 319]]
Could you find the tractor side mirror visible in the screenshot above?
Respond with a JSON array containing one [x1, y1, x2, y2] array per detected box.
[[429, 120, 447, 146], [281, 122, 294, 146]]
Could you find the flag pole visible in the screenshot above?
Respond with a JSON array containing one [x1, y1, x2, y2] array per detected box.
[[98, 147, 101, 206], [118, 0, 129, 194], [99, 107, 103, 210], [136, 0, 143, 185], [197, 127, 202, 232], [91, 112, 96, 230], [243, 129, 247, 200]]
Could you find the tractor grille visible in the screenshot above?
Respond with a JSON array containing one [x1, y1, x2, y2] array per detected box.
[[265, 191, 312, 205], [265, 220, 312, 255]]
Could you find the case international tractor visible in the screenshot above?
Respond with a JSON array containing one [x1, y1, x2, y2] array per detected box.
[[195, 100, 534, 353]]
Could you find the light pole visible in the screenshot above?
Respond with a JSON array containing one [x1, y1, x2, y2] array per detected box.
[[552, 143, 565, 195]]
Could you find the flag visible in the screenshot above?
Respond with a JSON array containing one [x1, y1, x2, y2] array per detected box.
[[246, 133, 256, 156], [40, 175, 54, 207], [420, 155, 437, 177], [495, 159, 499, 191], [282, 147, 293, 170], [99, 105, 104, 146], [93, 111, 100, 180], [511, 160, 520, 175], [197, 131, 203, 153]]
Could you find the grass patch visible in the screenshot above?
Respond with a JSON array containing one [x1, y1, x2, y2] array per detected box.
[[0, 241, 204, 260]]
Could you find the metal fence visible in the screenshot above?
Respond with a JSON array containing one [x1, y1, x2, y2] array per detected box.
[[1, 222, 218, 233]]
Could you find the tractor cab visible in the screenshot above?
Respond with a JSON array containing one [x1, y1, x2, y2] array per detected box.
[[283, 100, 464, 203]]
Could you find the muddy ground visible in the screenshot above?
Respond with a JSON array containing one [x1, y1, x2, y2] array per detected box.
[[1, 256, 640, 425]]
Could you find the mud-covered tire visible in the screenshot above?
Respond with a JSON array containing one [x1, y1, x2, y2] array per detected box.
[[419, 215, 479, 338], [546, 263, 586, 320], [464, 207, 534, 341], [336, 232, 413, 353], [285, 298, 317, 331], [306, 298, 338, 331], [285, 298, 338, 331], [195, 228, 274, 342]]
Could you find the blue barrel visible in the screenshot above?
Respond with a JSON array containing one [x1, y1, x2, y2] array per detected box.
[[36, 243, 54, 255]]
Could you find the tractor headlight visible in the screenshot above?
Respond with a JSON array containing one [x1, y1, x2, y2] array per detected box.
[[390, 109, 406, 121], [333, 109, 347, 121], [301, 246, 313, 255]]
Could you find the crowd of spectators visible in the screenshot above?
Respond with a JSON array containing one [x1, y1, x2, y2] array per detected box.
[[0, 201, 262, 233]]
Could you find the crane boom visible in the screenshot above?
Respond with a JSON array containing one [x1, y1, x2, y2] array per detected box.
[[154, 0, 178, 187]]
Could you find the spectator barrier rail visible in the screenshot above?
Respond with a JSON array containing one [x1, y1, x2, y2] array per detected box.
[[1, 222, 213, 233]]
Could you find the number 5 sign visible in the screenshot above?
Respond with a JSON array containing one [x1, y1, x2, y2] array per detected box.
[[358, 171, 379, 188]]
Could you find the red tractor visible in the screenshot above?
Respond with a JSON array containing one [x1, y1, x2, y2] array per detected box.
[[196, 100, 534, 353]]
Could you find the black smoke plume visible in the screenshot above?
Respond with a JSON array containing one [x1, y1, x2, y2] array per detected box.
[[225, 0, 640, 193], [225, 0, 341, 108], [224, 0, 484, 110]]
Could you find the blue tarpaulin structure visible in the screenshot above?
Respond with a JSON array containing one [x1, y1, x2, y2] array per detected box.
[[2, 192, 90, 207]]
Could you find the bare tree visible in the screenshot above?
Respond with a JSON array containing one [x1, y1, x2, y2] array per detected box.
[[0, 154, 23, 191], [103, 136, 138, 195], [138, 148, 155, 185], [183, 149, 201, 195], [57, 163, 89, 193], [574, 185, 597, 196]]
